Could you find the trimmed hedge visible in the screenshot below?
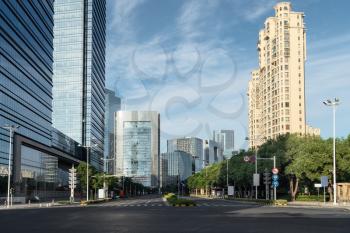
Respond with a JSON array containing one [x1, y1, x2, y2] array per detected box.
[[296, 195, 329, 202], [225, 197, 288, 206], [163, 193, 196, 207], [80, 198, 111, 205]]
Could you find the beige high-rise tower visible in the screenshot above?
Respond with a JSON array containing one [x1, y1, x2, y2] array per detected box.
[[248, 2, 319, 148]]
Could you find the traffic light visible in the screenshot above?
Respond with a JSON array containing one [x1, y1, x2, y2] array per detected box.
[[69, 165, 78, 202], [263, 171, 271, 185]]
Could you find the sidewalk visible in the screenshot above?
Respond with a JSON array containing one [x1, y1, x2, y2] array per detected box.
[[287, 201, 350, 210], [0, 201, 80, 210]]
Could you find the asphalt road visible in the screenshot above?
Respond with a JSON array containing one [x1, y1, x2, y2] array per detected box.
[[1, 195, 350, 233]]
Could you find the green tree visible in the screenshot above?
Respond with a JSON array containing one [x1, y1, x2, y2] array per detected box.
[[76, 162, 97, 196]]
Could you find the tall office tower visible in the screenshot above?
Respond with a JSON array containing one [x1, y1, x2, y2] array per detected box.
[[167, 137, 203, 172], [1, 0, 83, 201], [104, 89, 121, 174], [213, 130, 234, 158], [115, 111, 160, 188], [160, 151, 192, 189], [248, 2, 319, 148], [52, 0, 106, 170], [203, 140, 223, 165]]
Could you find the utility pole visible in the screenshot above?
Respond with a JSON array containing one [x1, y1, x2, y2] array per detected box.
[[2, 125, 19, 208], [86, 147, 89, 201], [255, 149, 258, 199], [226, 159, 229, 192], [273, 156, 277, 201]]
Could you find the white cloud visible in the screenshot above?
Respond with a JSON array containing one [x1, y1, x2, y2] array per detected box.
[[240, 0, 277, 22], [107, 0, 146, 41]]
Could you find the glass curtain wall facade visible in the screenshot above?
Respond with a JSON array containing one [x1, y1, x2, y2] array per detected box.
[[161, 151, 192, 188], [123, 121, 152, 187], [115, 111, 160, 188], [104, 89, 121, 174], [20, 145, 70, 200], [167, 137, 203, 173], [0, 0, 54, 182], [213, 130, 234, 158], [53, 0, 106, 171]]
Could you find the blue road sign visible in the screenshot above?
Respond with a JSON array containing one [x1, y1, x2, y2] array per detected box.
[[272, 174, 279, 181], [272, 180, 279, 187]]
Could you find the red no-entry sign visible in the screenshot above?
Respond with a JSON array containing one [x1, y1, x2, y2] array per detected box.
[[272, 168, 279, 174]]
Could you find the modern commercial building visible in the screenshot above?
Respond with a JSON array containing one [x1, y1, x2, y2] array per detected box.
[[115, 111, 160, 188], [0, 0, 83, 202], [203, 139, 223, 165], [52, 0, 106, 170], [213, 130, 234, 158], [104, 89, 121, 174], [167, 137, 203, 172], [248, 2, 320, 148], [160, 151, 192, 188]]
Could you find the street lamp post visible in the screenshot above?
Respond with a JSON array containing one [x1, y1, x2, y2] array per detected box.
[[1, 125, 19, 208], [323, 98, 340, 205], [226, 159, 229, 192], [100, 157, 115, 198], [245, 136, 265, 200], [80, 143, 97, 201]]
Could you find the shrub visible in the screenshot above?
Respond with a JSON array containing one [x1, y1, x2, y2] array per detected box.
[[164, 193, 196, 206], [296, 195, 328, 202], [274, 199, 288, 205]]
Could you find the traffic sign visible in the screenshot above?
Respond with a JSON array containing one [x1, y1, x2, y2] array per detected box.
[[321, 176, 328, 187], [253, 173, 260, 186], [272, 174, 279, 181], [244, 156, 250, 162], [272, 168, 279, 174], [272, 180, 279, 187]]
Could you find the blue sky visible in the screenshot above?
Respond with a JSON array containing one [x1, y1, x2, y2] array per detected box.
[[105, 0, 350, 152]]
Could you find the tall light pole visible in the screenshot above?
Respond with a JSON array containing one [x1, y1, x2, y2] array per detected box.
[[226, 158, 229, 190], [323, 98, 340, 205], [80, 143, 97, 201], [1, 125, 19, 208], [100, 157, 115, 197], [245, 136, 265, 199]]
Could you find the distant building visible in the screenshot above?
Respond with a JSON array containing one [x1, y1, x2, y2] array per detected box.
[[306, 125, 321, 136], [104, 89, 121, 174], [248, 2, 320, 148], [213, 130, 234, 158], [203, 140, 223, 165], [167, 137, 203, 172], [160, 151, 192, 188], [115, 111, 160, 188], [52, 0, 106, 170]]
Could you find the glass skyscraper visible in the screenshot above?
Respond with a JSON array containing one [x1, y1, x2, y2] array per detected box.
[[52, 0, 106, 170], [104, 89, 121, 174], [160, 151, 192, 188], [1, 0, 83, 201], [115, 111, 160, 188], [213, 130, 234, 158], [167, 137, 203, 172], [1, 0, 54, 153]]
